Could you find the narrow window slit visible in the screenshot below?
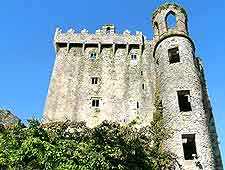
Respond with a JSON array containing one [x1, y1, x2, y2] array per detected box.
[[131, 54, 137, 60], [106, 27, 111, 34]]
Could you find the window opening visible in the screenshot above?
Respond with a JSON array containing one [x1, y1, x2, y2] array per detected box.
[[182, 134, 197, 160], [168, 47, 180, 64], [142, 84, 145, 90], [166, 11, 176, 28], [92, 99, 100, 107], [90, 52, 97, 60], [141, 71, 143, 76], [177, 90, 192, 112], [91, 77, 98, 84], [137, 102, 139, 109], [106, 27, 111, 34], [57, 43, 67, 48], [131, 54, 137, 60]]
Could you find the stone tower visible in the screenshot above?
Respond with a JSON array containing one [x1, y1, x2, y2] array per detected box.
[[152, 3, 223, 170], [43, 2, 223, 169]]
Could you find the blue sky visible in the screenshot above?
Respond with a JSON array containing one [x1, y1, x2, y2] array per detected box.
[[0, 0, 224, 165]]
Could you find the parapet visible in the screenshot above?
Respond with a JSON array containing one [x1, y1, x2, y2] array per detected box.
[[53, 24, 145, 53]]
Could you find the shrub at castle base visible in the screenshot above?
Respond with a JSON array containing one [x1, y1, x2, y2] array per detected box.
[[0, 117, 179, 170]]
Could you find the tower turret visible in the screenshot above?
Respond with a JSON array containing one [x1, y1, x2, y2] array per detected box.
[[152, 3, 188, 39], [152, 3, 217, 169]]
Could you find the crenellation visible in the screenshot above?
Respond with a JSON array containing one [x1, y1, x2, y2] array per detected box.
[[44, 2, 223, 170], [81, 28, 88, 34], [54, 26, 145, 49]]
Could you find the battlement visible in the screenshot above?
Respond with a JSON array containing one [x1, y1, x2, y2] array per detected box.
[[54, 25, 146, 53]]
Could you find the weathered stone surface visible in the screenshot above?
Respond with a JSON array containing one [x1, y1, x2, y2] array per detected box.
[[43, 3, 223, 170], [0, 109, 20, 127]]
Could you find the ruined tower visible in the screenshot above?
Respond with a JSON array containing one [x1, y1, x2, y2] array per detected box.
[[43, 2, 223, 169], [152, 3, 223, 170]]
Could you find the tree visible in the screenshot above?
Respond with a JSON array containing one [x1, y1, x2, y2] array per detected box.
[[0, 115, 179, 170]]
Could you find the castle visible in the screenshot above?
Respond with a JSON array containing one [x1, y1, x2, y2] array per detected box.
[[43, 3, 223, 170]]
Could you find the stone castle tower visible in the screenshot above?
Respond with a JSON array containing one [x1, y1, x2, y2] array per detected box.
[[43, 3, 223, 170]]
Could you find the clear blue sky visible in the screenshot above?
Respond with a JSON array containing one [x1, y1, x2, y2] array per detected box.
[[0, 0, 224, 165]]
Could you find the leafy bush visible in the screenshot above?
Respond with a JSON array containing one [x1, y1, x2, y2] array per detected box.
[[0, 116, 179, 170]]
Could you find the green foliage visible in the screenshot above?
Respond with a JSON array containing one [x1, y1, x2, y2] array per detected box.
[[0, 116, 179, 170]]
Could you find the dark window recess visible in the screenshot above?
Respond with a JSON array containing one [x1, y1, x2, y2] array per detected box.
[[137, 102, 139, 109], [168, 47, 180, 64], [91, 77, 98, 84], [69, 43, 83, 48], [106, 27, 111, 34], [92, 99, 99, 107], [117, 44, 126, 49], [141, 71, 143, 76], [57, 43, 67, 48], [90, 52, 97, 60], [142, 84, 145, 90], [131, 54, 137, 60], [102, 44, 112, 48], [182, 134, 197, 160], [177, 90, 192, 112]]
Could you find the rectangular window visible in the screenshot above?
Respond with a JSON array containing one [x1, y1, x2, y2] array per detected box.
[[168, 47, 180, 64], [177, 90, 192, 112], [137, 102, 139, 109], [131, 54, 137, 60], [182, 134, 197, 160], [91, 77, 98, 84], [92, 99, 100, 107]]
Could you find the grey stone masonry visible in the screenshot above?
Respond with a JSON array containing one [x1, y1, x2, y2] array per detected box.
[[43, 2, 223, 170]]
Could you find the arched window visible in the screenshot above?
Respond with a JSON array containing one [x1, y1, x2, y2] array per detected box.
[[154, 22, 160, 36], [166, 11, 176, 29], [106, 27, 110, 34]]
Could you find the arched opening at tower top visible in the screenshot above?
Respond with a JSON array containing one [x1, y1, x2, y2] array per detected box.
[[166, 11, 176, 29]]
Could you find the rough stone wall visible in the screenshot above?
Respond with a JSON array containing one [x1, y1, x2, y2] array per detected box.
[[43, 30, 156, 127], [151, 3, 223, 169], [43, 3, 223, 170], [155, 36, 215, 169], [197, 58, 224, 170], [0, 109, 21, 127]]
